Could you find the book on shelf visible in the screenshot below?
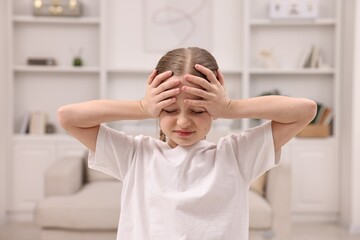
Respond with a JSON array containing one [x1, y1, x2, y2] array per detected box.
[[298, 45, 314, 68], [298, 103, 333, 138], [299, 45, 325, 69], [318, 107, 332, 125], [29, 111, 47, 135], [311, 103, 333, 125], [19, 112, 31, 134]]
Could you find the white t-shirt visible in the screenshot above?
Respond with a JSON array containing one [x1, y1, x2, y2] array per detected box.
[[88, 121, 280, 240]]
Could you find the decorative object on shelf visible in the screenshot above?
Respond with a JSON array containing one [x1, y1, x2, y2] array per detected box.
[[269, 0, 318, 19], [73, 56, 83, 66], [33, 0, 83, 17], [70, 47, 83, 67], [27, 57, 57, 66], [258, 49, 280, 69], [45, 123, 56, 134]]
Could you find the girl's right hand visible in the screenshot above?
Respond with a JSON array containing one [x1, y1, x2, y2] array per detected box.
[[140, 70, 180, 117]]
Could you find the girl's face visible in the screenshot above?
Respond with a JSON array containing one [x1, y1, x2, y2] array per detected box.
[[159, 75, 213, 148]]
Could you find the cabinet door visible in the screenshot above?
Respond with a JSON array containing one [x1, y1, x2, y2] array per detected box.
[[291, 139, 338, 213], [11, 144, 56, 211]]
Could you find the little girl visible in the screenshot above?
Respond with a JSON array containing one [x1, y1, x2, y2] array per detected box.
[[58, 47, 317, 240]]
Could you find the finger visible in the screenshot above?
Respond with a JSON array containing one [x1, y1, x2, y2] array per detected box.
[[154, 78, 180, 95], [217, 69, 225, 86], [184, 99, 206, 108], [184, 74, 211, 90], [158, 97, 177, 110], [150, 70, 173, 88], [147, 69, 157, 85], [194, 64, 219, 85], [182, 86, 211, 99], [155, 88, 180, 102]]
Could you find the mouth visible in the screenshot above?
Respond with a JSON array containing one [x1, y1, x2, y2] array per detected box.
[[174, 130, 194, 137]]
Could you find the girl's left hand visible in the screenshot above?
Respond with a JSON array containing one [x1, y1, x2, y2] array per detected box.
[[182, 64, 231, 118]]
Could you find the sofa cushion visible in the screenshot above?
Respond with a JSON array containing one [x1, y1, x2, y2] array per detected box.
[[250, 173, 267, 196], [36, 181, 122, 230], [249, 190, 272, 229], [83, 152, 115, 182]]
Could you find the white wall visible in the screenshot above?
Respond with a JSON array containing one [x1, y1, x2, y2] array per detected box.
[[340, 0, 354, 229], [340, 0, 360, 234], [0, 0, 8, 224], [350, 0, 360, 233]]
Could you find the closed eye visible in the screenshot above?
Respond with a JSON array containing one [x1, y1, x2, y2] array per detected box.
[[191, 110, 206, 114], [163, 109, 177, 114]]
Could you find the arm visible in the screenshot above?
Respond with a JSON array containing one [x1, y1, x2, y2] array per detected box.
[[222, 96, 317, 150], [183, 64, 317, 151], [58, 70, 179, 152], [57, 100, 148, 152]]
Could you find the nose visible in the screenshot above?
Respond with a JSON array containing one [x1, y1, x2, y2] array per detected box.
[[177, 113, 192, 128]]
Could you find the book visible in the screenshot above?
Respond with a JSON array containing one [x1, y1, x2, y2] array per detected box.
[[322, 109, 334, 125], [29, 111, 47, 135], [319, 107, 332, 125], [302, 46, 314, 68], [298, 46, 313, 68], [310, 46, 321, 68], [310, 102, 322, 124], [19, 112, 31, 134], [314, 104, 326, 124]]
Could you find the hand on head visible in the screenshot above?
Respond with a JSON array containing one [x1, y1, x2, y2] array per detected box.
[[140, 69, 180, 118], [182, 64, 231, 118], [141, 65, 230, 118]]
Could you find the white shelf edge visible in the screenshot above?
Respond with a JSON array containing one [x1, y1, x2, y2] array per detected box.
[[14, 65, 100, 73], [250, 18, 336, 27], [249, 68, 335, 75], [107, 68, 152, 74], [13, 15, 100, 24], [13, 133, 75, 141]]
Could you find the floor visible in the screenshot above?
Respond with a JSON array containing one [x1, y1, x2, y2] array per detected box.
[[0, 222, 359, 240]]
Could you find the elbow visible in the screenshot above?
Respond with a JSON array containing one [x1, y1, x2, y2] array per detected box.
[[303, 99, 318, 123], [57, 105, 72, 130]]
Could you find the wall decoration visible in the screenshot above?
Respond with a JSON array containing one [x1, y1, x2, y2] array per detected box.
[[269, 0, 318, 19], [143, 0, 212, 52], [33, 0, 83, 17]]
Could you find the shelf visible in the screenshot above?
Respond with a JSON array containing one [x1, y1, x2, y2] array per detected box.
[[249, 68, 335, 75], [250, 18, 336, 27], [107, 68, 243, 75], [13, 15, 100, 25], [13, 134, 75, 142], [14, 65, 100, 73], [107, 68, 152, 74]]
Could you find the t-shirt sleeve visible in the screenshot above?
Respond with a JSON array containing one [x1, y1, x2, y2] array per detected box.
[[88, 124, 139, 181], [221, 120, 281, 184]]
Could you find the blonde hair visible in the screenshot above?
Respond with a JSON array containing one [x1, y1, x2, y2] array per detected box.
[[155, 47, 219, 142]]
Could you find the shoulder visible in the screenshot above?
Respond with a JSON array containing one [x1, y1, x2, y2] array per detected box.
[[218, 121, 272, 145], [98, 124, 161, 147]]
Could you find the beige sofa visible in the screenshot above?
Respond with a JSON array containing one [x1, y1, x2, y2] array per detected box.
[[35, 153, 291, 240]]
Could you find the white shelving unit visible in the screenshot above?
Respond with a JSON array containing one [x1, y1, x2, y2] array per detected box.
[[6, 0, 341, 221], [245, 0, 341, 221]]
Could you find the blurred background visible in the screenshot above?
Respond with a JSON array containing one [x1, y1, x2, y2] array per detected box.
[[0, 0, 359, 239]]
